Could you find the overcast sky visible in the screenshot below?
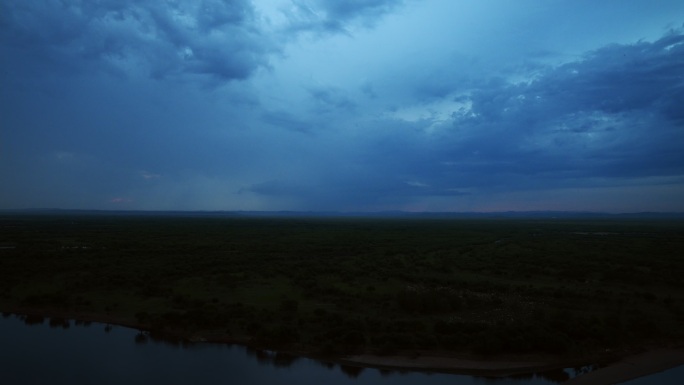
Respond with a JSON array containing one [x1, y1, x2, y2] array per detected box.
[[2, 1, 683, 212]]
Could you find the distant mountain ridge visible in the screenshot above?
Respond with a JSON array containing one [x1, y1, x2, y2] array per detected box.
[[2, 208, 684, 219]]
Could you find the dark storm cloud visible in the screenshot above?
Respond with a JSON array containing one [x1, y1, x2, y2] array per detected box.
[[312, 0, 404, 24], [528, 31, 684, 121], [0, 0, 271, 81], [2, 1, 682, 212], [285, 0, 404, 34], [433, 29, 684, 186], [294, 28, 684, 209]]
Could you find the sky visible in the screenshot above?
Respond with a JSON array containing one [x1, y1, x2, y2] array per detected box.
[[1, 0, 684, 213]]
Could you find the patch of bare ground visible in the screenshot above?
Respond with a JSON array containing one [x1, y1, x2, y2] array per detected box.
[[339, 351, 591, 377]]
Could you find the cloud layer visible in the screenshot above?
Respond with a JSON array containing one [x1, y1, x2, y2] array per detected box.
[[1, 0, 683, 212], [0, 0, 274, 81]]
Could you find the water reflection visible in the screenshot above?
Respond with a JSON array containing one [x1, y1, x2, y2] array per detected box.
[[1, 313, 585, 385], [74, 319, 91, 327], [317, 360, 336, 371], [490, 368, 571, 383], [22, 314, 45, 325], [245, 347, 301, 368], [134, 331, 149, 344], [622, 365, 684, 385], [48, 317, 70, 328], [379, 368, 394, 377], [339, 365, 365, 378]]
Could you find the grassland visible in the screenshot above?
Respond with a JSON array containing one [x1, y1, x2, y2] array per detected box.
[[1, 212, 683, 364]]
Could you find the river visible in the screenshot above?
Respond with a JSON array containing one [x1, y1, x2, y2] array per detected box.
[[0, 313, 677, 384]]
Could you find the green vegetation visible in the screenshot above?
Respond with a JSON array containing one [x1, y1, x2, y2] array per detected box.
[[1, 213, 683, 358]]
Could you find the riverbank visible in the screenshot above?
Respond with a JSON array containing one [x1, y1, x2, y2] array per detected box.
[[561, 349, 684, 385], [3, 215, 684, 373], [339, 352, 582, 377], [340, 349, 684, 384], [4, 308, 683, 384]]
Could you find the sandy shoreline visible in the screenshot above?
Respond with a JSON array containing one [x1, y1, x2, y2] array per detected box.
[[561, 349, 684, 385], [338, 349, 684, 384], [3, 308, 683, 384], [339, 352, 572, 376]]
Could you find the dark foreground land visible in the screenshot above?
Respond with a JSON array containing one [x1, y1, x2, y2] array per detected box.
[[1, 212, 683, 372]]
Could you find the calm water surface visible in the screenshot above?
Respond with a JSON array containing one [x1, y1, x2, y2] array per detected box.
[[0, 314, 588, 385], [620, 365, 684, 385]]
